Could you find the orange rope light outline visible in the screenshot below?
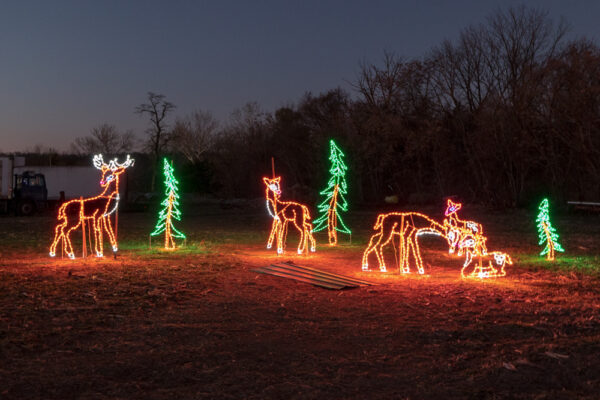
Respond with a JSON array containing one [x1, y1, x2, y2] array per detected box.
[[49, 154, 134, 259], [461, 249, 512, 279], [361, 212, 446, 274], [443, 199, 487, 256], [263, 176, 316, 255], [443, 200, 511, 279], [325, 185, 340, 244], [541, 222, 556, 260], [361, 202, 512, 278]]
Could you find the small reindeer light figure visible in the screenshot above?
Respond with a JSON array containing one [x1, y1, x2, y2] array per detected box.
[[263, 176, 316, 254], [443, 200, 512, 279], [443, 199, 487, 256], [461, 250, 512, 279], [49, 154, 134, 259]]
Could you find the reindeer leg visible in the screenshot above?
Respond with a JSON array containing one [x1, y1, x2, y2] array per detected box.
[[397, 224, 411, 273], [267, 217, 278, 249], [376, 226, 398, 273], [276, 220, 285, 254], [49, 221, 66, 257], [64, 224, 79, 259], [307, 224, 316, 252], [296, 221, 305, 255], [411, 230, 425, 274], [361, 236, 374, 270], [103, 216, 118, 252], [398, 232, 407, 273], [362, 231, 382, 271], [93, 218, 103, 257], [375, 239, 387, 273], [284, 220, 291, 253]]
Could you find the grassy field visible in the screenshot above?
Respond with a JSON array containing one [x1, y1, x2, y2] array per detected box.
[[1, 205, 600, 399]]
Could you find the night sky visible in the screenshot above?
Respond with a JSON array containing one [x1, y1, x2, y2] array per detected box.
[[1, 0, 599, 152]]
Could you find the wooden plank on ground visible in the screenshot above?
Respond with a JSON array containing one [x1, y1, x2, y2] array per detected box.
[[276, 262, 375, 286], [253, 262, 376, 290], [266, 264, 359, 288], [253, 266, 347, 289]]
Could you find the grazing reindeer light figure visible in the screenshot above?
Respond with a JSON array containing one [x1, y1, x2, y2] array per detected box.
[[263, 176, 316, 255], [362, 212, 446, 274], [49, 154, 134, 259]]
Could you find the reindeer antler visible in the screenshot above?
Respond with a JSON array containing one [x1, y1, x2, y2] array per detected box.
[[108, 154, 135, 171], [93, 154, 106, 170], [115, 154, 135, 169]]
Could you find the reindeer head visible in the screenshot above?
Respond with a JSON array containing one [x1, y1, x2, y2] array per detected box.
[[444, 199, 462, 216], [492, 252, 513, 267], [93, 154, 135, 188], [263, 176, 281, 198]]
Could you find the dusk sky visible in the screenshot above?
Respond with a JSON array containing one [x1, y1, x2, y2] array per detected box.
[[1, 0, 599, 152]]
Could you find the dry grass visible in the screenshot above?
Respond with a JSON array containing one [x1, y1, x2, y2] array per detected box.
[[0, 207, 599, 399]]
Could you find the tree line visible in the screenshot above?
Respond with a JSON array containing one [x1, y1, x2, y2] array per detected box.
[[18, 7, 600, 207]]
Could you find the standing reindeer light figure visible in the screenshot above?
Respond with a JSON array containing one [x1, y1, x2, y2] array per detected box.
[[49, 154, 134, 259], [263, 176, 316, 255]]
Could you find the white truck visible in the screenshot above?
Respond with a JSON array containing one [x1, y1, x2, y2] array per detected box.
[[0, 156, 107, 215]]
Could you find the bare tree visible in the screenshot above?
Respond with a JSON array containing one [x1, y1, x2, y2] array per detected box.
[[425, 6, 570, 206], [135, 92, 176, 191], [353, 51, 405, 114], [70, 123, 136, 155], [171, 110, 219, 164]]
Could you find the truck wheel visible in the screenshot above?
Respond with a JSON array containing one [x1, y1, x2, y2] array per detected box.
[[18, 200, 35, 216]]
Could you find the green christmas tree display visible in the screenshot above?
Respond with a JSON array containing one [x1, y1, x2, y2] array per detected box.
[[313, 139, 351, 245], [151, 158, 186, 250], [536, 198, 564, 260]]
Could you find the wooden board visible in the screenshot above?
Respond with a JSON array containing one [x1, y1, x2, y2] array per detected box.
[[253, 262, 375, 290]]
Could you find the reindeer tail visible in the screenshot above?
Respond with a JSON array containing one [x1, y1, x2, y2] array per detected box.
[[373, 214, 386, 230], [303, 206, 313, 224]]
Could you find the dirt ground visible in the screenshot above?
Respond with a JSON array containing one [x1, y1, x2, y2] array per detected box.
[[1, 206, 600, 399]]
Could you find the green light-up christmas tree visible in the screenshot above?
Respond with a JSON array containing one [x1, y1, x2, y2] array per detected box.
[[151, 158, 186, 250], [536, 198, 564, 261], [313, 139, 351, 245]]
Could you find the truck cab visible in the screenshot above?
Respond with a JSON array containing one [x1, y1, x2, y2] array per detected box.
[[1, 157, 49, 216], [13, 171, 48, 215]]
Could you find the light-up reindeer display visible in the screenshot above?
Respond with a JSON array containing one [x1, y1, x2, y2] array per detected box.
[[362, 212, 446, 274], [461, 250, 512, 278], [443, 200, 511, 279], [263, 176, 316, 255], [443, 199, 487, 256], [49, 154, 134, 259]]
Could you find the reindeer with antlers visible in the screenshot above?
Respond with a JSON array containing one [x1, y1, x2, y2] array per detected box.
[[49, 154, 134, 259], [263, 176, 316, 255]]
